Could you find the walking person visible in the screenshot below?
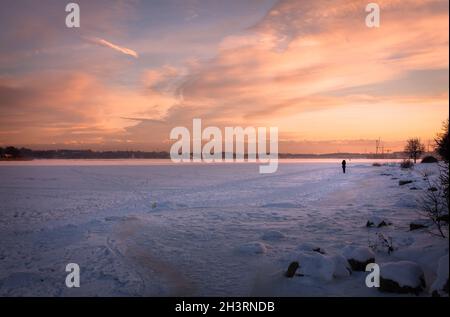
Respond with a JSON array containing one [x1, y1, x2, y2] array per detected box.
[[342, 160, 346, 174]]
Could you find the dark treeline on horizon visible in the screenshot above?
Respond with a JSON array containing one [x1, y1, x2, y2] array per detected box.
[[0, 146, 411, 160], [0, 147, 169, 160]]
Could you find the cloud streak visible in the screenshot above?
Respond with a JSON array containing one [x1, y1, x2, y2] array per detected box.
[[86, 37, 139, 58]]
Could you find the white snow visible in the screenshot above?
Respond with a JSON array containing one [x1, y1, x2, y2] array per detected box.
[[0, 159, 448, 296], [380, 261, 424, 288]]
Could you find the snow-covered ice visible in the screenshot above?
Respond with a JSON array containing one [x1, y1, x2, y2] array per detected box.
[[0, 159, 448, 296]]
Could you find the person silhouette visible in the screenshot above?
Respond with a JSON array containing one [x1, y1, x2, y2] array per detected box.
[[342, 160, 346, 174]]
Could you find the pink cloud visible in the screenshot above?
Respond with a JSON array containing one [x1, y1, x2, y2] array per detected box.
[[85, 37, 139, 58]]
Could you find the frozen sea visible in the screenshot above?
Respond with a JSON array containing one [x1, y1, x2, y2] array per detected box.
[[0, 159, 447, 296]]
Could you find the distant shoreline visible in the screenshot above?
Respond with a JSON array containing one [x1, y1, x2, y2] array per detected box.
[[0, 154, 412, 160]]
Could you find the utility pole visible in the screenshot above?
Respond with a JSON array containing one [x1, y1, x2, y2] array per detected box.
[[375, 138, 381, 156]]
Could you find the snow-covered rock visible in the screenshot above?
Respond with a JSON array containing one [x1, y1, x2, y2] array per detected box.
[[380, 261, 426, 295], [430, 255, 449, 297], [409, 219, 430, 231], [261, 230, 285, 241], [366, 216, 390, 228], [297, 251, 335, 281], [284, 261, 299, 278], [236, 242, 267, 255], [296, 251, 352, 281], [342, 246, 375, 271], [330, 254, 352, 278]]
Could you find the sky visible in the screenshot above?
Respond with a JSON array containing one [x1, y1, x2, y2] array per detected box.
[[0, 0, 448, 154]]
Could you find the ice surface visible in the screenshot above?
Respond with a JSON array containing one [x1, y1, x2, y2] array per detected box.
[[0, 160, 447, 296]]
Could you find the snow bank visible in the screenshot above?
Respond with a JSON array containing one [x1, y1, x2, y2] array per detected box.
[[430, 255, 449, 296]]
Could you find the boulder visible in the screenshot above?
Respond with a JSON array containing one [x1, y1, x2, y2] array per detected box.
[[284, 261, 299, 278], [342, 246, 375, 271], [296, 251, 335, 281], [409, 219, 430, 231], [379, 261, 425, 295], [290, 249, 352, 280], [366, 216, 390, 228], [330, 254, 352, 278]]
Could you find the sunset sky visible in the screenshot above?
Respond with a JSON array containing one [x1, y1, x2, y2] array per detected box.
[[0, 0, 448, 153]]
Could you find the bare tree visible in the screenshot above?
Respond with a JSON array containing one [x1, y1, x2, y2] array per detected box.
[[404, 138, 425, 163], [418, 120, 449, 239]]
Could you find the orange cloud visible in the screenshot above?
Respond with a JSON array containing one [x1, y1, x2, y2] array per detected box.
[[169, 0, 448, 142]]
